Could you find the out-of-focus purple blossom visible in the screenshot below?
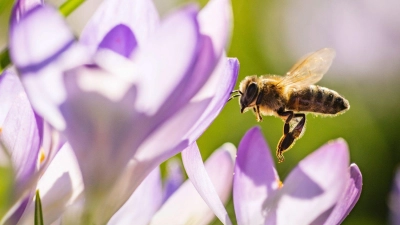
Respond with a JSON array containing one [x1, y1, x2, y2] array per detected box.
[[229, 127, 361, 225], [389, 167, 400, 225], [0, 70, 61, 224], [8, 0, 238, 223]]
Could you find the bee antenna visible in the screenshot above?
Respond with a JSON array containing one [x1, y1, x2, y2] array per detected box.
[[228, 94, 241, 101], [230, 90, 242, 94], [228, 90, 242, 101]]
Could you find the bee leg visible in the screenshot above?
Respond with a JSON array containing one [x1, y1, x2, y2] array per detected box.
[[276, 114, 306, 163], [277, 109, 294, 134], [276, 132, 295, 163], [255, 105, 263, 122], [291, 113, 306, 139]]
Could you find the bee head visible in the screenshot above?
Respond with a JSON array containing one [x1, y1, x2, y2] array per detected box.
[[240, 82, 259, 113]]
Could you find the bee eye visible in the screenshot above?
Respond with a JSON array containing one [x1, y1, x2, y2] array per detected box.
[[240, 82, 259, 112], [245, 82, 259, 102]]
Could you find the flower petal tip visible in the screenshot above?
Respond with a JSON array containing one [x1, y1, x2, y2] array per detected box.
[[220, 142, 236, 158], [349, 164, 362, 188]]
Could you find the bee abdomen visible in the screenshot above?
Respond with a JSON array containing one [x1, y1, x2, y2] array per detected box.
[[287, 86, 349, 114]]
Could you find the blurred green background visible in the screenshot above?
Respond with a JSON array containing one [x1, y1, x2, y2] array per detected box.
[[1, 0, 400, 224]]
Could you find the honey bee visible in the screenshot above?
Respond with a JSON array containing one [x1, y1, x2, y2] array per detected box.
[[229, 48, 350, 163]]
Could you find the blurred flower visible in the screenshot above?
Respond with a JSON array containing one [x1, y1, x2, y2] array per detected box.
[[389, 167, 400, 225], [231, 127, 362, 225], [0, 70, 61, 224], [8, 0, 238, 223]]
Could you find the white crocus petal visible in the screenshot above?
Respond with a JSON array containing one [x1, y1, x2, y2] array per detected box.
[[108, 168, 163, 225], [133, 5, 200, 115], [181, 143, 233, 225], [265, 139, 349, 225], [198, 0, 232, 58], [80, 0, 160, 54], [17, 143, 83, 225], [151, 143, 235, 225]]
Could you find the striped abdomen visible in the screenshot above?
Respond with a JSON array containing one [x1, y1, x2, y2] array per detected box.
[[286, 85, 349, 115]]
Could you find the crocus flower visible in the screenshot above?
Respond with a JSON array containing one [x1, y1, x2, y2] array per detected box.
[[0, 70, 61, 224], [8, 0, 238, 223], [231, 127, 362, 225]]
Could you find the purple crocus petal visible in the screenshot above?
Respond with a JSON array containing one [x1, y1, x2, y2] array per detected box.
[[17, 143, 83, 225], [163, 158, 184, 202], [151, 143, 235, 225], [133, 5, 200, 115], [108, 168, 162, 225], [233, 127, 280, 225], [9, 5, 74, 72], [0, 71, 41, 196], [390, 167, 400, 225], [185, 56, 239, 143], [9, 5, 90, 130], [0, 70, 24, 124], [179, 142, 233, 225], [324, 163, 362, 224], [97, 24, 138, 58], [198, 0, 232, 58], [80, 0, 159, 54], [11, 0, 43, 23], [265, 139, 350, 225]]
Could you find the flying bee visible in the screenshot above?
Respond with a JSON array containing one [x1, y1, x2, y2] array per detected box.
[[229, 48, 350, 163]]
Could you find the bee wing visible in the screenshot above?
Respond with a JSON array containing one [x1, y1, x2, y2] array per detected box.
[[277, 48, 336, 89]]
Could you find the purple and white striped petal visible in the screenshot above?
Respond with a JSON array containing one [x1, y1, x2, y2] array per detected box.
[[108, 168, 163, 225], [0, 70, 41, 196], [233, 127, 280, 225], [0, 70, 24, 125], [265, 139, 349, 225], [80, 0, 159, 55], [151, 143, 235, 225], [324, 163, 362, 224], [9, 5, 90, 130]]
